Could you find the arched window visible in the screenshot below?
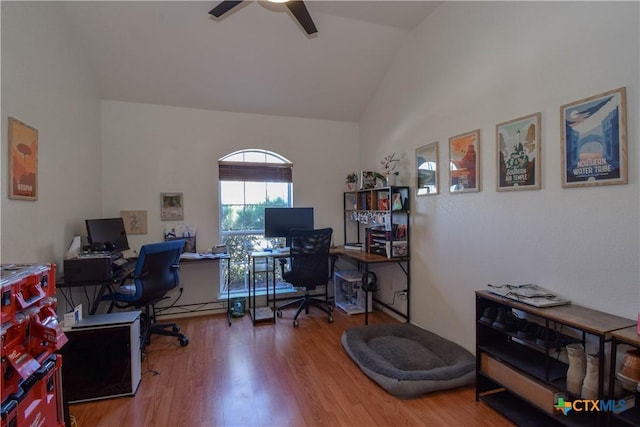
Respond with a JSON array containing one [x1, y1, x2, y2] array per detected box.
[[218, 149, 293, 294]]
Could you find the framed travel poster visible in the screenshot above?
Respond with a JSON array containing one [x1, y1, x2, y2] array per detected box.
[[496, 113, 541, 191], [8, 117, 38, 200], [449, 129, 480, 193], [416, 142, 439, 196], [561, 87, 627, 188]]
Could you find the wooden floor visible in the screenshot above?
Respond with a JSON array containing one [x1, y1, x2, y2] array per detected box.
[[69, 307, 514, 427]]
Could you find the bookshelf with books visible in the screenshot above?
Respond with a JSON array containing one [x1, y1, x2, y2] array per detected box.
[[343, 186, 410, 259]]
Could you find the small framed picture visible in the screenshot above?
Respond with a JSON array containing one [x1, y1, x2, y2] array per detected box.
[[360, 171, 378, 190], [161, 192, 184, 221], [8, 117, 38, 201], [416, 142, 438, 196], [561, 87, 627, 188], [120, 210, 148, 234], [496, 113, 541, 191], [449, 129, 480, 193]]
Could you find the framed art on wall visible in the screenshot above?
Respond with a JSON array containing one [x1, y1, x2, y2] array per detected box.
[[496, 113, 541, 191], [161, 192, 184, 221], [8, 117, 38, 200], [449, 129, 480, 193], [416, 142, 439, 196], [561, 87, 627, 188], [120, 210, 148, 234]]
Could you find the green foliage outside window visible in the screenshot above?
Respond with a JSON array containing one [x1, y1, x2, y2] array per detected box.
[[221, 197, 288, 291]]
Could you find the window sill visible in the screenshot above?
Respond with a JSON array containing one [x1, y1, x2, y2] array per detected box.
[[219, 285, 298, 301]]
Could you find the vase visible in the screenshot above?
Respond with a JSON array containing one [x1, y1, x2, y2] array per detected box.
[[385, 174, 396, 187], [581, 353, 599, 399], [346, 182, 356, 191], [566, 343, 586, 395]]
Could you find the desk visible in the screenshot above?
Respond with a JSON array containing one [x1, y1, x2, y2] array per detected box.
[[57, 264, 135, 315], [179, 253, 232, 325], [248, 251, 290, 325], [58, 254, 232, 323], [332, 246, 410, 325]]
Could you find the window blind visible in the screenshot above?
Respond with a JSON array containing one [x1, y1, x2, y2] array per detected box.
[[218, 161, 293, 183]]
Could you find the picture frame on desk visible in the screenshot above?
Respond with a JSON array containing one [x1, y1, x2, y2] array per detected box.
[[360, 171, 377, 190]]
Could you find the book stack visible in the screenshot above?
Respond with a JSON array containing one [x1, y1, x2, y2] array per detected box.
[[344, 243, 363, 251]]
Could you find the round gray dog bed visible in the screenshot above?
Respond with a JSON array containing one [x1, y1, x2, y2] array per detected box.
[[341, 323, 475, 399]]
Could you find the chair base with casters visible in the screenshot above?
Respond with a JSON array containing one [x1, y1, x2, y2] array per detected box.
[[139, 302, 189, 351], [275, 227, 335, 328], [108, 298, 189, 355], [276, 292, 334, 328]]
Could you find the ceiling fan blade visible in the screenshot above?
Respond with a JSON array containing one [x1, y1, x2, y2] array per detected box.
[[209, 1, 244, 18], [285, 1, 317, 35]]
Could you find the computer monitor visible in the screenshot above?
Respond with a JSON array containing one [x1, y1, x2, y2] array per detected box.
[[85, 217, 130, 253], [264, 207, 314, 246]]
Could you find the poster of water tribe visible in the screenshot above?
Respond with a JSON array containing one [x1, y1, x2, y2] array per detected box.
[[496, 113, 541, 191], [561, 87, 627, 188]]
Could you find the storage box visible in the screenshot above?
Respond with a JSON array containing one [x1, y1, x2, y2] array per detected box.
[[14, 354, 64, 427], [334, 270, 372, 315], [480, 353, 557, 414], [61, 312, 141, 403], [1, 264, 54, 315]]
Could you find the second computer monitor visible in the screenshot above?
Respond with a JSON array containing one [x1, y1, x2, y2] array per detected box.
[[264, 207, 314, 245], [85, 217, 130, 253]]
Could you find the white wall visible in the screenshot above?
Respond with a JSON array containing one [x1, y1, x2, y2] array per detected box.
[[100, 100, 359, 308], [360, 1, 640, 351], [101, 100, 358, 250], [1, 2, 102, 264]]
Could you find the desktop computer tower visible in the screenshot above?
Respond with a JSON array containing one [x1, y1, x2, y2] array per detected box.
[[334, 270, 372, 315], [60, 311, 141, 404]]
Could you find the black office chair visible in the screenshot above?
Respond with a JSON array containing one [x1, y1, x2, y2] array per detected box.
[[276, 228, 334, 327], [106, 239, 189, 352]]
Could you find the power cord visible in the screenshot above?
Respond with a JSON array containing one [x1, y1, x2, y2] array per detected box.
[[144, 352, 160, 376], [379, 290, 408, 306], [154, 288, 184, 316]]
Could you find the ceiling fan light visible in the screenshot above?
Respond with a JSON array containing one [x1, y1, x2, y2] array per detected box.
[[268, 0, 289, 3]]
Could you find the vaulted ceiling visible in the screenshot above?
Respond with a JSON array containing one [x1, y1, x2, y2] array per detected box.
[[61, 1, 441, 122]]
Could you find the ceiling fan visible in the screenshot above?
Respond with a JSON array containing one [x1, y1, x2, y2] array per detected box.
[[209, 1, 318, 35]]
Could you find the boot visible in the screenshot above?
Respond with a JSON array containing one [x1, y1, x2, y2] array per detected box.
[[581, 353, 599, 400], [566, 343, 586, 395]]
